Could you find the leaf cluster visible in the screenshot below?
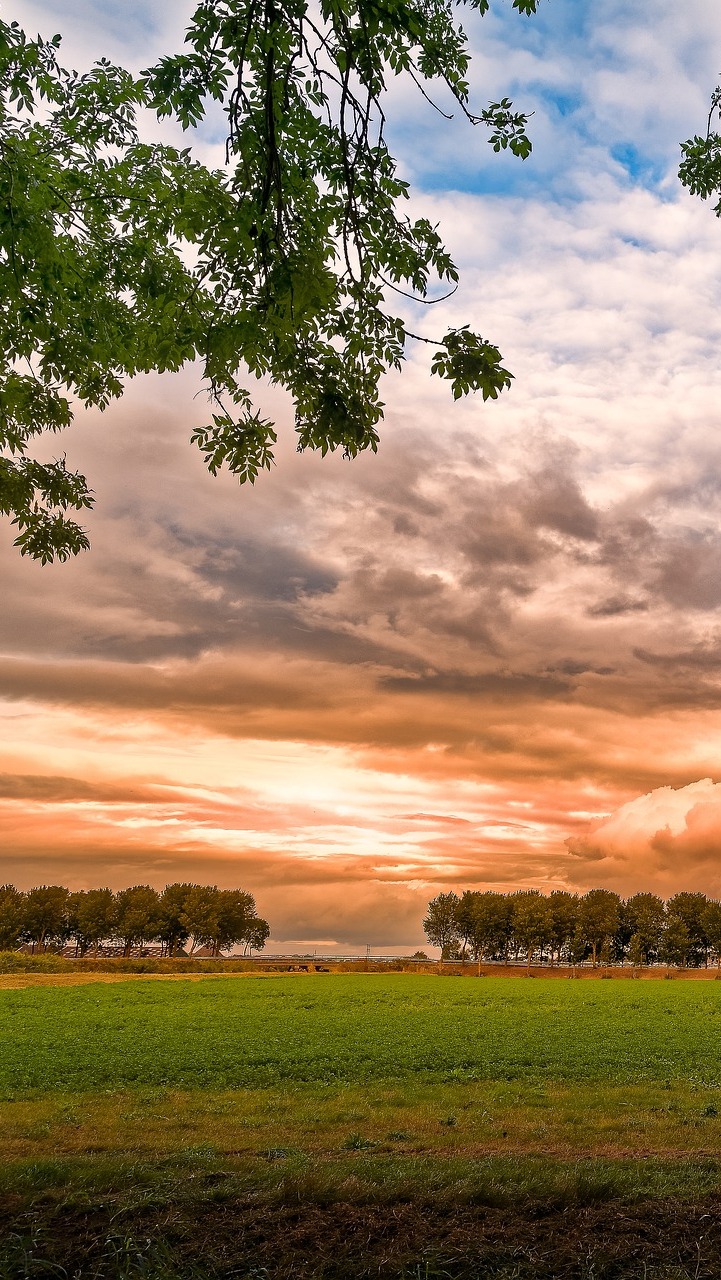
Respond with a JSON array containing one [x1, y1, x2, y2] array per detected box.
[[679, 88, 721, 214], [1, 3, 536, 558]]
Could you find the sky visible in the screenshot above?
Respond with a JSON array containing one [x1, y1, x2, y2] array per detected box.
[[5, 0, 721, 951]]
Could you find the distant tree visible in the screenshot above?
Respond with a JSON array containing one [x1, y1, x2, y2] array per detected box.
[[181, 885, 220, 955], [614, 900, 634, 964], [548, 891, 579, 964], [0, 884, 24, 950], [20, 884, 70, 951], [67, 887, 115, 955], [243, 916, 270, 955], [577, 889, 621, 968], [622, 893, 666, 966], [214, 890, 259, 956], [666, 893, 709, 967], [423, 892, 460, 957], [510, 890, 552, 970], [701, 901, 721, 968], [660, 916, 691, 969], [455, 891, 512, 962], [113, 885, 161, 956], [628, 932, 647, 970], [181, 886, 265, 956], [569, 925, 590, 967], [453, 891, 478, 959], [156, 882, 197, 956]]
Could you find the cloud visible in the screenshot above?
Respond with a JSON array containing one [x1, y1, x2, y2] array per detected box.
[[566, 779, 721, 895], [4, 0, 721, 944]]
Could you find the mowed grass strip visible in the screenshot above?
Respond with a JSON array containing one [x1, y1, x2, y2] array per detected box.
[[4, 974, 721, 1095]]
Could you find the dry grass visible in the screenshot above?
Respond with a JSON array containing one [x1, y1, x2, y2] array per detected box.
[[3, 1080, 721, 1163], [0, 971, 274, 989]]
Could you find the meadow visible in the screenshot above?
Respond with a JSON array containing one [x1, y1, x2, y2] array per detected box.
[[5, 971, 721, 1093], [4, 972, 721, 1278]]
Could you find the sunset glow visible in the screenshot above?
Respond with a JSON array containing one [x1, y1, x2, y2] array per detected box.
[[5, 0, 721, 950]]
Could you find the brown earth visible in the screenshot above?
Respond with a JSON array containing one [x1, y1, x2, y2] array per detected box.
[[4, 1192, 721, 1277], [3, 961, 721, 988]]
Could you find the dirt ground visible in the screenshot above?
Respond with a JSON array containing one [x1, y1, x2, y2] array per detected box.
[[4, 1192, 721, 1277], [3, 962, 721, 988]]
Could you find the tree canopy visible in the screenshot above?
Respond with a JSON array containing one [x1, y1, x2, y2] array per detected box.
[[0, 880, 269, 955], [0, 2, 538, 561], [423, 887, 721, 968]]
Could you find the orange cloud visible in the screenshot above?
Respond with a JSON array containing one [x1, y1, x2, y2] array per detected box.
[[566, 779, 721, 897]]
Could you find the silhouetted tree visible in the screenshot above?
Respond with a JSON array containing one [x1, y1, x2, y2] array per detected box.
[[67, 888, 115, 955], [702, 900, 721, 968], [423, 892, 460, 957], [667, 893, 709, 967], [548, 891, 579, 964], [20, 885, 70, 952], [456, 891, 512, 962], [181, 886, 266, 956], [577, 889, 621, 967], [622, 893, 666, 966], [660, 916, 691, 969], [113, 885, 161, 957], [243, 917, 270, 954], [156, 883, 197, 956], [0, 884, 24, 951], [511, 890, 552, 970]]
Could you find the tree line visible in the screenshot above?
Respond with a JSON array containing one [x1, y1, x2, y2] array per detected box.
[[0, 883, 269, 957], [423, 889, 721, 969]]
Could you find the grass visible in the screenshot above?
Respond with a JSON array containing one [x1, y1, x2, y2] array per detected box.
[[2, 1153, 721, 1278], [3, 973, 721, 1095], [4, 1079, 721, 1162], [3, 973, 721, 1277]]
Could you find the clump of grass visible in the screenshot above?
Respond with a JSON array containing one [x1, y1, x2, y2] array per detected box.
[[342, 1131, 378, 1150]]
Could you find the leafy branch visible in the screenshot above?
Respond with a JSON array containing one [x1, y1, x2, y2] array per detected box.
[[0, 3, 538, 558]]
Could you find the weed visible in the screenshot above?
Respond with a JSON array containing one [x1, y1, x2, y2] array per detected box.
[[342, 1132, 377, 1150]]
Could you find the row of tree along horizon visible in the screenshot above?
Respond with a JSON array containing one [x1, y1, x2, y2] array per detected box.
[[423, 889, 721, 969], [0, 884, 269, 957]]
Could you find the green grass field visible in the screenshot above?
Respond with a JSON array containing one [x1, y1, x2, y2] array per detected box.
[[4, 973, 721, 1278], [5, 972, 721, 1093]]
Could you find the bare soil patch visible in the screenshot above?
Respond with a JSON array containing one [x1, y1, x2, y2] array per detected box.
[[4, 1193, 721, 1277]]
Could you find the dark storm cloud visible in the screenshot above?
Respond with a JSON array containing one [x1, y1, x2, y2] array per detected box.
[[0, 772, 171, 803], [632, 642, 721, 671], [5, 420, 721, 742], [587, 595, 649, 617], [522, 467, 599, 541], [6, 402, 721, 729], [380, 670, 573, 700], [651, 532, 721, 610]]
